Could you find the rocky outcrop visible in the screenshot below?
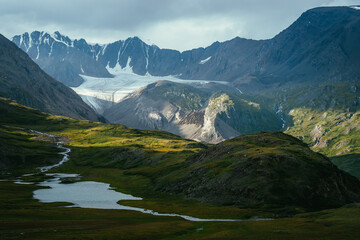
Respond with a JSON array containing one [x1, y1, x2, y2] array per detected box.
[[198, 94, 238, 143]]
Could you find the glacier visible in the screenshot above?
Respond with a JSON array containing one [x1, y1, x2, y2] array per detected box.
[[72, 62, 228, 113]]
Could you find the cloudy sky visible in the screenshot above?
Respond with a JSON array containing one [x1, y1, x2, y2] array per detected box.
[[0, 0, 359, 51]]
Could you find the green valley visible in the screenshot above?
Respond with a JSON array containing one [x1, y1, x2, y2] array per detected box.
[[2, 97, 360, 239]]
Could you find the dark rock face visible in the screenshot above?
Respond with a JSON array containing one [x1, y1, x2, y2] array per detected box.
[[156, 132, 360, 213], [0, 34, 104, 122]]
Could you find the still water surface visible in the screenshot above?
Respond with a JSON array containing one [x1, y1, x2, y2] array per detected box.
[[34, 173, 272, 222]]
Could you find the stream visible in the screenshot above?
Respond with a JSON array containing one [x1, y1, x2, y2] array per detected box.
[[14, 128, 273, 222]]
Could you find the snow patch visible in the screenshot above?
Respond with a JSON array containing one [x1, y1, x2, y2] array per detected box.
[[145, 45, 149, 70], [106, 57, 134, 75], [123, 57, 133, 73], [199, 56, 212, 64], [25, 34, 32, 53], [36, 45, 40, 59], [35, 32, 42, 59], [96, 44, 107, 61], [49, 42, 54, 57], [117, 39, 128, 63], [350, 6, 360, 10], [19, 34, 23, 48], [102, 44, 108, 55], [236, 88, 243, 94]]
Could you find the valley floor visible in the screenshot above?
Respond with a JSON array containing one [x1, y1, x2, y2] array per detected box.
[[2, 179, 360, 240]]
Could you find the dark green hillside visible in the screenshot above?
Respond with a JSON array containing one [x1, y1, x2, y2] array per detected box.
[[0, 98, 61, 171], [157, 132, 360, 213]]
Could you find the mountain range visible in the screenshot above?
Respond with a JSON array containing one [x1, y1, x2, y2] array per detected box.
[[9, 6, 360, 148], [12, 7, 360, 91]]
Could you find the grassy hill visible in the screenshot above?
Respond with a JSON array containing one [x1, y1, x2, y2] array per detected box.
[[156, 132, 360, 214]]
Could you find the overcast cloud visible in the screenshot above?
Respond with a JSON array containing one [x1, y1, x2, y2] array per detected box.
[[0, 0, 359, 51]]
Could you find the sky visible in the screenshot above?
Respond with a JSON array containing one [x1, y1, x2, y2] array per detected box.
[[0, 0, 359, 51]]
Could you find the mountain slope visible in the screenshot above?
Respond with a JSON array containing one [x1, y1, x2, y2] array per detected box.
[[244, 6, 360, 89], [256, 81, 360, 157], [0, 34, 104, 122], [104, 81, 282, 143]]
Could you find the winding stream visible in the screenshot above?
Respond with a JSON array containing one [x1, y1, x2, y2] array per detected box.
[[15, 128, 273, 222]]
